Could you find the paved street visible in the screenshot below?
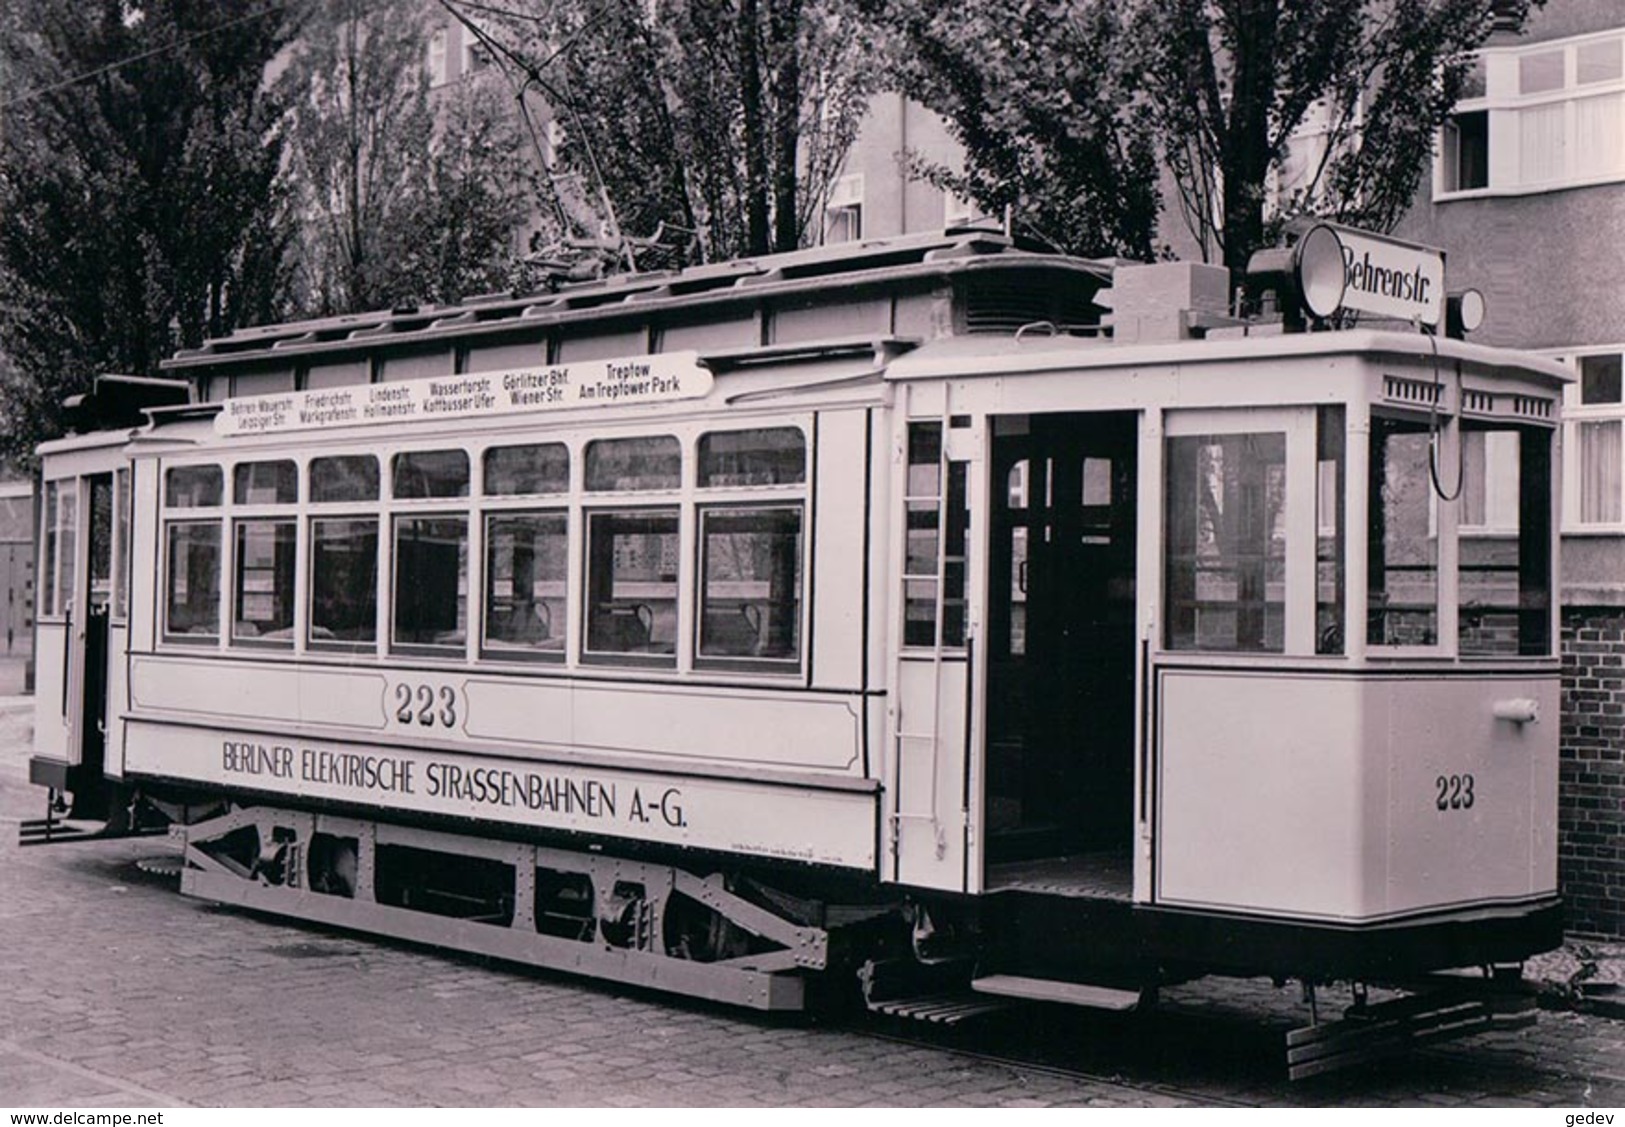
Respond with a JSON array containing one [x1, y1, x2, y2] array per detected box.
[[1, 692, 1623, 1108]]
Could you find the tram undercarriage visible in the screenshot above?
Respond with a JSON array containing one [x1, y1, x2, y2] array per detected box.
[[157, 794, 1554, 1078]]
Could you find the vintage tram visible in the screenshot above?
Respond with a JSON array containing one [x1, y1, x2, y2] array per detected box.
[[24, 229, 1567, 1075]]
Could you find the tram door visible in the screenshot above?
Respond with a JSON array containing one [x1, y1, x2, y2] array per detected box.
[[986, 413, 1137, 863], [58, 473, 114, 819]]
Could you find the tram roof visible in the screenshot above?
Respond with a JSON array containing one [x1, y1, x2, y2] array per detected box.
[[160, 230, 1113, 376], [884, 324, 1573, 392]]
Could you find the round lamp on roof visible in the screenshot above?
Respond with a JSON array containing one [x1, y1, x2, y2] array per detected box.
[[1293, 224, 1347, 322]]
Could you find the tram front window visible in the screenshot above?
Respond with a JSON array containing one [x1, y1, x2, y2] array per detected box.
[[585, 510, 678, 662], [1459, 425, 1552, 656], [1164, 432, 1287, 652], [1367, 418, 1438, 647], [310, 518, 378, 647]]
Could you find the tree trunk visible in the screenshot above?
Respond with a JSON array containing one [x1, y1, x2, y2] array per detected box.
[[738, 0, 770, 256], [769, 0, 802, 253], [1220, 0, 1277, 280]]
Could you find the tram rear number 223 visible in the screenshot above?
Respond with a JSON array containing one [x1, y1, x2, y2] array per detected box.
[[394, 683, 458, 729], [1435, 773, 1475, 812]]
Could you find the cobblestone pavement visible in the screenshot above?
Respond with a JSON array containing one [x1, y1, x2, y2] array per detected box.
[[2, 694, 1623, 1108]]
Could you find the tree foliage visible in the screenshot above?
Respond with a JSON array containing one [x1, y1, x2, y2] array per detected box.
[[859, 0, 1162, 261], [0, 0, 296, 464], [867, 0, 1544, 274], [447, 0, 878, 270], [279, 0, 537, 315]]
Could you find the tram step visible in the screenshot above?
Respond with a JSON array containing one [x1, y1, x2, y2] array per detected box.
[[1285, 991, 1504, 1080], [867, 994, 1014, 1024], [17, 816, 166, 847], [971, 974, 1144, 1011]]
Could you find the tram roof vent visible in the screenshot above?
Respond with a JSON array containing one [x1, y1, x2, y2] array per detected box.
[[1101, 261, 1235, 344]]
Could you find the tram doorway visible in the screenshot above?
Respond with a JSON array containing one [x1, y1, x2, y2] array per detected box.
[[985, 413, 1137, 874], [69, 474, 114, 819]]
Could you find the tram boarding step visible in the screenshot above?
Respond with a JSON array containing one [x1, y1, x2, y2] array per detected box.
[[1285, 988, 1535, 1081], [866, 994, 1015, 1024], [971, 974, 1144, 1011], [17, 816, 165, 847]]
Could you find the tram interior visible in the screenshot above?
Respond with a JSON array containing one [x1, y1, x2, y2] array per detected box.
[[985, 412, 1138, 900]]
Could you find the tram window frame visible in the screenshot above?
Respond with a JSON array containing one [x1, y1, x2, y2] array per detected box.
[[161, 464, 224, 644], [485, 442, 570, 496], [113, 468, 131, 621], [164, 519, 223, 642], [1457, 422, 1553, 658], [482, 509, 567, 662], [901, 421, 969, 651], [1163, 430, 1290, 654], [391, 513, 470, 655], [309, 515, 379, 651], [583, 507, 681, 666], [695, 503, 805, 670], [233, 519, 297, 647], [41, 479, 78, 620], [1365, 414, 1442, 651]]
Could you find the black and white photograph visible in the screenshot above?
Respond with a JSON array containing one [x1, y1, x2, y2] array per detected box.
[[1, 0, 1622, 1111]]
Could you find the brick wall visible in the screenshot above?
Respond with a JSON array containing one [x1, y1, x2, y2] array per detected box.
[[1559, 608, 1625, 937]]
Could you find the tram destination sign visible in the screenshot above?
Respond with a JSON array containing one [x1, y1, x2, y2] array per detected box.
[[214, 351, 713, 437], [1333, 226, 1445, 327]]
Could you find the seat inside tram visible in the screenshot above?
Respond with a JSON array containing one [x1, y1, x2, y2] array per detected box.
[[984, 411, 1139, 899]]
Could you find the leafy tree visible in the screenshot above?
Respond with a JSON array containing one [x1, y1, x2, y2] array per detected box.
[[444, 0, 878, 270], [859, 0, 1162, 261], [866, 0, 1543, 275], [280, 0, 536, 315], [0, 0, 297, 464]]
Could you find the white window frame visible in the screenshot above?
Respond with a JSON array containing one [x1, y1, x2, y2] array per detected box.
[[1549, 346, 1625, 533], [1436, 30, 1625, 199], [824, 174, 863, 245]]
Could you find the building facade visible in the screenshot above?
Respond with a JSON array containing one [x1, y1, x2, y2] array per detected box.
[[1396, 0, 1625, 937]]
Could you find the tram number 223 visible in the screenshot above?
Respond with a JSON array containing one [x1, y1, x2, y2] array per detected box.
[[393, 682, 459, 729], [1435, 773, 1475, 812]]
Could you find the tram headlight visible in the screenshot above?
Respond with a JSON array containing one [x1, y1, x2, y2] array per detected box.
[[1244, 222, 1347, 331], [1447, 288, 1486, 338]]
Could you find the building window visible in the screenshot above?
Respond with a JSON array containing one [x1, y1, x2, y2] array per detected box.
[[428, 26, 448, 86], [824, 174, 863, 244], [1438, 33, 1625, 197], [1563, 350, 1625, 526]]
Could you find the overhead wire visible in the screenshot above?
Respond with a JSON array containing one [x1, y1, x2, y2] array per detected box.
[[0, 2, 289, 115]]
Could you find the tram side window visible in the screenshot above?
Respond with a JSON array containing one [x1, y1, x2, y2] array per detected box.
[[903, 422, 969, 649], [163, 466, 223, 640], [393, 449, 469, 499], [393, 516, 468, 652], [235, 522, 295, 644], [1458, 426, 1552, 656], [42, 480, 77, 617], [1366, 418, 1438, 647], [586, 436, 681, 492], [1316, 407, 1346, 654], [309, 455, 380, 649], [585, 510, 678, 662], [485, 443, 569, 495], [310, 518, 378, 647], [1164, 433, 1287, 652], [310, 455, 380, 503], [484, 513, 566, 659], [698, 507, 803, 664], [234, 459, 297, 504], [114, 468, 131, 619], [697, 428, 806, 486], [166, 522, 221, 639]]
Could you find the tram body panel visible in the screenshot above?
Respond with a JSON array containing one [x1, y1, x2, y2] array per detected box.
[[1155, 667, 1558, 921]]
